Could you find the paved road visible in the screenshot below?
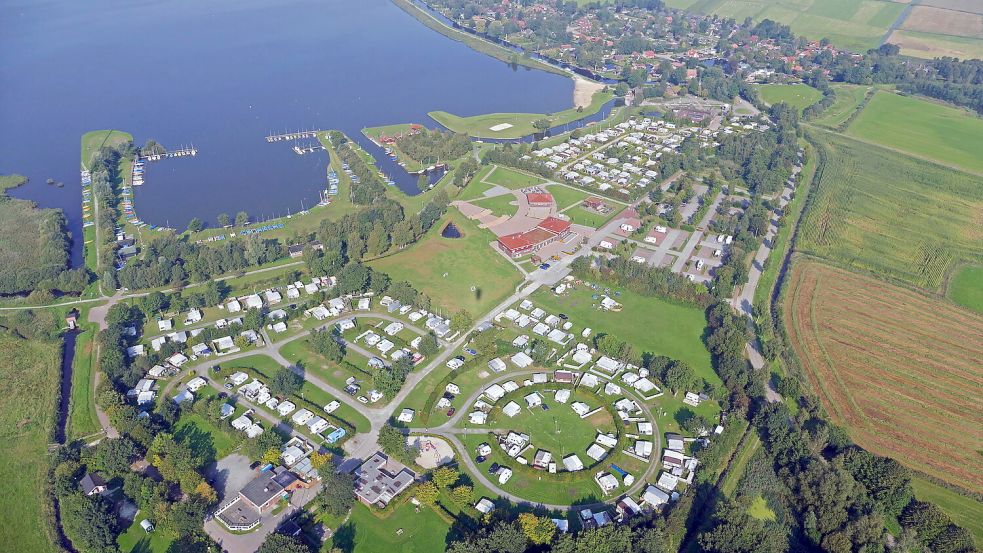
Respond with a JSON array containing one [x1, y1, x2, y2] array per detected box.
[[671, 191, 724, 273], [408, 368, 663, 511]]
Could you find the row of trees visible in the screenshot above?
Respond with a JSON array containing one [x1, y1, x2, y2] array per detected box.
[[396, 129, 472, 164]]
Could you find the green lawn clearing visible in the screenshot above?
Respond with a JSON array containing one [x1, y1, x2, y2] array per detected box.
[[561, 204, 619, 229], [456, 165, 497, 202], [911, 477, 983, 546], [68, 323, 101, 439], [756, 84, 823, 114], [483, 166, 547, 189], [846, 91, 983, 175], [748, 495, 777, 521], [473, 193, 518, 217], [547, 184, 591, 211], [948, 265, 983, 315], [370, 209, 522, 316], [722, 433, 761, 497], [173, 413, 237, 464], [336, 500, 450, 553], [811, 84, 871, 129], [429, 92, 613, 139], [117, 518, 174, 553]]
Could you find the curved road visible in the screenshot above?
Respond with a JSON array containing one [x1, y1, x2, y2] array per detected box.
[[408, 368, 663, 511]]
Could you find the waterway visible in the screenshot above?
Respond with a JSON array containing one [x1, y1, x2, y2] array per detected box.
[[0, 0, 578, 266]]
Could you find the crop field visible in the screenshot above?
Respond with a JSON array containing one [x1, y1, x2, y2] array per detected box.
[[0, 332, 62, 553], [901, 5, 983, 39], [783, 260, 983, 493], [810, 84, 871, 129], [370, 209, 523, 316], [756, 83, 823, 114], [887, 29, 983, 61], [846, 91, 983, 175], [665, 0, 907, 52], [797, 132, 983, 291], [948, 265, 983, 314]]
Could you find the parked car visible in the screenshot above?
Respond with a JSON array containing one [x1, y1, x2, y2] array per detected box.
[[475, 455, 487, 464], [488, 463, 500, 475], [446, 408, 456, 417], [464, 348, 477, 356], [539, 263, 550, 270]]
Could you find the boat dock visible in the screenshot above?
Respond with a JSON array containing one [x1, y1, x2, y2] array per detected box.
[[292, 143, 326, 155], [144, 146, 198, 161], [266, 130, 322, 142]]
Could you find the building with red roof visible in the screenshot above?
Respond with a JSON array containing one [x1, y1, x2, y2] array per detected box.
[[525, 192, 554, 207], [497, 217, 573, 258]]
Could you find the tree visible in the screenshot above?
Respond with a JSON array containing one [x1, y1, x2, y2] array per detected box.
[[518, 512, 557, 545], [309, 328, 345, 362], [60, 493, 119, 553], [187, 217, 204, 233], [378, 424, 411, 462], [235, 211, 250, 227], [415, 481, 439, 505], [270, 367, 303, 397], [533, 118, 552, 132], [97, 435, 138, 475], [314, 470, 354, 517], [309, 451, 331, 469], [262, 447, 281, 465], [142, 290, 169, 315], [682, 413, 711, 435], [450, 484, 473, 506], [432, 467, 459, 489], [453, 309, 473, 332], [418, 332, 439, 356], [217, 213, 230, 227], [257, 533, 312, 553], [663, 360, 696, 392]]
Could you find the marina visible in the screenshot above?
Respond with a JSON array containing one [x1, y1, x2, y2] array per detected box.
[[291, 143, 326, 155], [266, 130, 323, 142]]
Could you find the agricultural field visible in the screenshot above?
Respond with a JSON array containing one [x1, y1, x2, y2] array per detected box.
[[369, 209, 523, 316], [887, 29, 983, 60], [665, 0, 907, 52], [911, 476, 983, 546], [845, 91, 983, 175], [483, 165, 547, 189], [755, 83, 823, 114], [797, 131, 983, 291], [809, 84, 871, 129], [0, 332, 62, 553], [783, 260, 983, 494], [948, 265, 983, 314]]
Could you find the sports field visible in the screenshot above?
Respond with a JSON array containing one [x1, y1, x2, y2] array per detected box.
[[369, 209, 523, 316], [756, 83, 823, 114], [948, 265, 983, 314], [529, 285, 717, 385], [0, 332, 62, 553], [798, 131, 983, 291], [846, 91, 983, 175], [810, 84, 871, 129], [665, 0, 907, 52], [784, 260, 983, 494]]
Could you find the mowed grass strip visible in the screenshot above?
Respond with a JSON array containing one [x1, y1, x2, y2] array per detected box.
[[756, 83, 823, 114], [810, 84, 871, 129], [845, 91, 983, 175], [0, 333, 62, 553], [784, 260, 983, 493], [911, 476, 983, 546], [948, 265, 983, 314], [68, 325, 101, 439], [484, 166, 546, 189], [798, 131, 983, 290], [370, 209, 523, 316]]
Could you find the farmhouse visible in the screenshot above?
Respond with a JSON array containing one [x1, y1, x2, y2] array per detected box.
[[497, 217, 573, 258]]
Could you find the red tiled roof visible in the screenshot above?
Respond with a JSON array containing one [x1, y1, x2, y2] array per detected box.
[[538, 217, 571, 235], [498, 233, 533, 251], [526, 192, 553, 205]]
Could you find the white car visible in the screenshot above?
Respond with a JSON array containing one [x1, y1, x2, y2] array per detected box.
[[498, 468, 513, 485], [357, 395, 369, 404]]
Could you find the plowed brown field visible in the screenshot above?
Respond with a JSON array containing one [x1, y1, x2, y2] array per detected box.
[[784, 260, 983, 493]]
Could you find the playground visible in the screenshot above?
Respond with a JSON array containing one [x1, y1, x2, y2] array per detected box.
[[409, 435, 455, 469]]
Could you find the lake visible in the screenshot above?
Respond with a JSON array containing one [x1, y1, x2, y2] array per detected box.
[[0, 0, 574, 265]]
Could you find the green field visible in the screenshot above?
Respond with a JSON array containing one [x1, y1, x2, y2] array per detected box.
[[948, 265, 983, 315], [429, 92, 614, 139], [889, 29, 983, 61], [529, 285, 717, 385], [117, 517, 174, 553], [756, 83, 823, 114], [911, 477, 983, 546], [798, 131, 983, 291], [846, 91, 983, 175], [721, 433, 761, 497], [483, 166, 547, 189], [472, 193, 518, 217], [370, 209, 523, 316], [67, 322, 101, 439], [456, 165, 497, 202], [0, 332, 62, 553], [337, 499, 450, 553], [546, 184, 591, 211], [811, 84, 871, 129], [173, 413, 238, 465], [561, 204, 620, 228], [81, 129, 133, 169], [748, 495, 777, 521], [665, 0, 907, 52]]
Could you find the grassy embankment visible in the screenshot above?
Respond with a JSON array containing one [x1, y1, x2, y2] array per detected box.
[[755, 83, 823, 114], [369, 209, 523, 316], [429, 91, 615, 140], [67, 311, 102, 440], [0, 331, 63, 553], [844, 90, 983, 175], [947, 265, 983, 315], [809, 84, 871, 129]]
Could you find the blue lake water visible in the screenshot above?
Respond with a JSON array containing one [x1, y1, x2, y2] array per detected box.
[[0, 0, 574, 265]]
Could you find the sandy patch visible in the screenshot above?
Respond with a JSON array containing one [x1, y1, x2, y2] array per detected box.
[[573, 76, 605, 109], [408, 435, 455, 469]]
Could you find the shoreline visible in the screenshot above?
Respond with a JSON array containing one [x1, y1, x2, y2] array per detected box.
[[573, 76, 606, 109]]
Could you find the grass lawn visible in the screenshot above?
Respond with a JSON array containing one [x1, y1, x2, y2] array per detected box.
[[546, 184, 591, 211], [429, 92, 614, 139], [561, 204, 619, 229], [948, 265, 983, 315], [336, 500, 450, 553], [68, 322, 101, 439], [811, 84, 871, 129], [173, 413, 238, 464], [721, 432, 761, 497], [117, 518, 174, 553], [456, 165, 497, 202], [0, 332, 62, 553], [81, 129, 132, 169], [473, 193, 518, 217], [748, 495, 777, 521], [370, 209, 522, 316], [846, 91, 983, 175], [529, 285, 717, 385], [756, 84, 823, 114], [483, 166, 546, 189], [911, 477, 983, 546]]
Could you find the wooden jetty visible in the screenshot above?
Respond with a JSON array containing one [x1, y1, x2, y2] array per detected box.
[[266, 130, 323, 142], [292, 143, 326, 155]]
